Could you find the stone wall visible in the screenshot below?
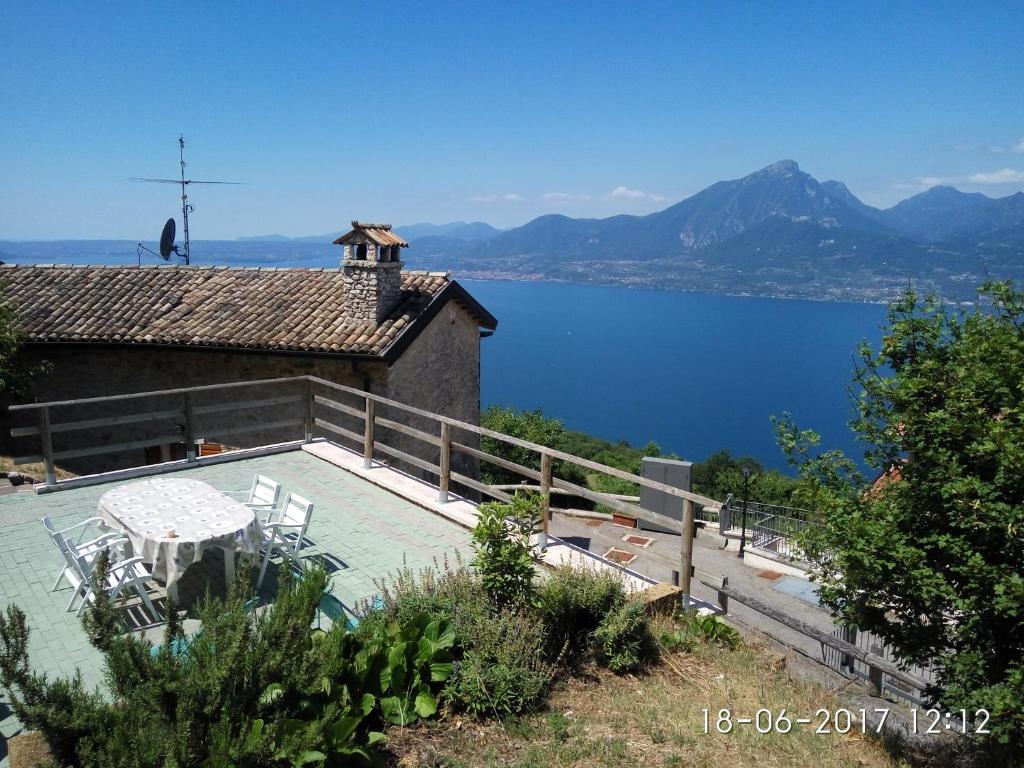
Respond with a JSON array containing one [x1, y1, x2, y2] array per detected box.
[[384, 300, 483, 485], [342, 259, 404, 324]]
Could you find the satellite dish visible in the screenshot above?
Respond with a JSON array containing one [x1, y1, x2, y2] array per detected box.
[[159, 218, 176, 260]]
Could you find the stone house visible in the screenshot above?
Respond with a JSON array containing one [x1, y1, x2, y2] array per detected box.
[[1, 222, 497, 477]]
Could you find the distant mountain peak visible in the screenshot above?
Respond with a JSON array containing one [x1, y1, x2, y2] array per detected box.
[[760, 159, 800, 176]]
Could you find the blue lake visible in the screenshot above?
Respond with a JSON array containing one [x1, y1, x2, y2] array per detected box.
[[465, 280, 887, 471]]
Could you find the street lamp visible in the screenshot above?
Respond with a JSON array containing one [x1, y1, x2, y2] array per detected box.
[[738, 466, 751, 559]]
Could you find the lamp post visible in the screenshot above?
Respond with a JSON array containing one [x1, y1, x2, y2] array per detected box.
[[738, 466, 751, 559]]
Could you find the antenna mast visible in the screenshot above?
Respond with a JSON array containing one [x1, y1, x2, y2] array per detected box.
[[178, 134, 193, 265], [129, 136, 244, 265]]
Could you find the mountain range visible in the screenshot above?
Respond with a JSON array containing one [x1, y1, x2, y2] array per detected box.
[[397, 160, 1024, 301]]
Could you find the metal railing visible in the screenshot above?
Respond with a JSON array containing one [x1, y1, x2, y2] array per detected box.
[[735, 499, 820, 560]]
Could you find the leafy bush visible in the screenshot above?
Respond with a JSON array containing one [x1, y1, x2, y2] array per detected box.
[[0, 566, 454, 767], [471, 492, 541, 609], [594, 601, 658, 673], [659, 611, 741, 654], [777, 282, 1024, 755], [365, 554, 488, 635], [443, 607, 556, 717], [538, 566, 626, 661]]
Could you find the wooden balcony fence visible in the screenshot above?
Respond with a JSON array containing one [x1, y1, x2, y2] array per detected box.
[[7, 375, 722, 602]]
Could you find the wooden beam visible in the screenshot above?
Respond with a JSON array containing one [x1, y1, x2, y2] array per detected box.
[[438, 421, 451, 502], [450, 441, 542, 481], [8, 375, 309, 412], [39, 407, 56, 487], [450, 471, 513, 503], [11, 407, 183, 437], [203, 419, 304, 440], [363, 397, 375, 468], [679, 499, 695, 608], [540, 452, 552, 542], [52, 433, 185, 462], [313, 418, 363, 446], [192, 395, 303, 416], [313, 394, 365, 420], [375, 415, 440, 446], [373, 441, 441, 477]]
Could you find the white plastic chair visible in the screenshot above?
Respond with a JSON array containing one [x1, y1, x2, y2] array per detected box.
[[41, 516, 121, 594], [61, 538, 161, 623], [256, 493, 314, 589], [245, 474, 282, 521]]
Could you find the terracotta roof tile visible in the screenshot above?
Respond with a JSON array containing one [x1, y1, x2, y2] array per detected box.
[[0, 265, 454, 357]]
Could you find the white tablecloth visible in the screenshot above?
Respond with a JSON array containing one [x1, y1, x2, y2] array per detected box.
[[97, 478, 262, 589]]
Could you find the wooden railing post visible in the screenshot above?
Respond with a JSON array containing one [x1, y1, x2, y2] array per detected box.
[[303, 379, 314, 444], [539, 452, 552, 548], [718, 576, 729, 614], [38, 407, 56, 487], [438, 421, 451, 502], [680, 498, 695, 610], [867, 644, 885, 697], [183, 393, 196, 462], [363, 397, 375, 468]]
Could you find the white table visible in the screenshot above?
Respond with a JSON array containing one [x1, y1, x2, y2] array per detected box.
[[97, 477, 263, 602]]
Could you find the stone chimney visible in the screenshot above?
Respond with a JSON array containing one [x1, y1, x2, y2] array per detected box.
[[333, 221, 409, 324]]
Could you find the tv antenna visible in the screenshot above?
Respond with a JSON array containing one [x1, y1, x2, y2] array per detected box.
[[131, 135, 244, 265]]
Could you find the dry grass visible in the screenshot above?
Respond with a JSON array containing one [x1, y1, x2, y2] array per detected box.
[[0, 455, 75, 481], [385, 639, 910, 768]]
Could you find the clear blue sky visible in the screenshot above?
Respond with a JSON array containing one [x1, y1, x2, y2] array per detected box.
[[2, 1, 1022, 239]]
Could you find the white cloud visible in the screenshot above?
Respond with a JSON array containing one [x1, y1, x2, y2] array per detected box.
[[543, 192, 591, 202], [468, 192, 523, 203], [988, 145, 1006, 154], [607, 185, 666, 202], [1013, 138, 1024, 154], [966, 168, 1024, 184]]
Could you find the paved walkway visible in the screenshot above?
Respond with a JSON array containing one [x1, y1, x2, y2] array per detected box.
[[550, 512, 839, 662], [0, 448, 472, 764]]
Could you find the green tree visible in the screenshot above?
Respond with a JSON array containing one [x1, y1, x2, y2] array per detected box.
[[0, 283, 48, 399], [777, 282, 1024, 756], [480, 406, 586, 485]]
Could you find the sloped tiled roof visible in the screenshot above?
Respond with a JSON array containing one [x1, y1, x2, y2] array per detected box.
[[0, 265, 492, 358], [333, 221, 409, 248]]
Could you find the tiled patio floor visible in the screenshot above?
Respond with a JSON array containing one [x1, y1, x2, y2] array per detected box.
[[0, 448, 472, 762]]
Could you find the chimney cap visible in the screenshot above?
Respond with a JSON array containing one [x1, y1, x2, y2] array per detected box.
[[333, 221, 409, 248]]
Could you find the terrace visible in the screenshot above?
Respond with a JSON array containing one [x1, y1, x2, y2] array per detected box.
[[1, 376, 721, 764]]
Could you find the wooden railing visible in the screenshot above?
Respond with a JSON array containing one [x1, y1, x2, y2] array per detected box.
[[701, 576, 933, 702], [8, 375, 722, 602]]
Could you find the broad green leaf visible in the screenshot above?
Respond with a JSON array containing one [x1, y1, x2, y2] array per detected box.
[[414, 690, 438, 719]]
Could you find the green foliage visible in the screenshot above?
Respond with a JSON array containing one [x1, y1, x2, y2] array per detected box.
[[471, 492, 541, 609], [538, 566, 626, 661], [660, 611, 741, 653], [443, 607, 556, 717], [691, 449, 800, 506], [593, 601, 658, 673], [777, 281, 1024, 756], [366, 553, 488, 634], [480, 406, 586, 485], [369, 558, 557, 719], [0, 283, 49, 399], [0, 567, 453, 767], [481, 405, 799, 508]]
